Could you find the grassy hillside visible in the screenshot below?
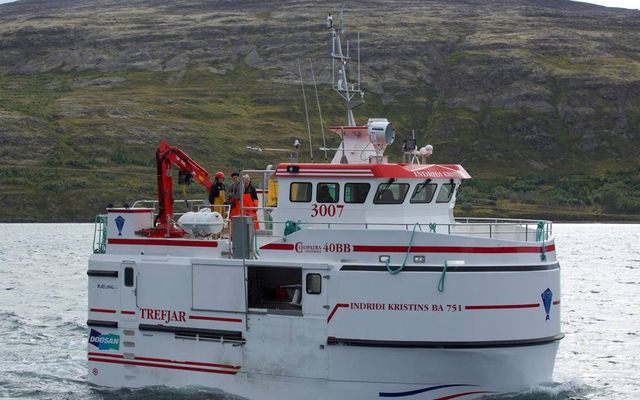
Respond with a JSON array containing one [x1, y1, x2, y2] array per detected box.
[[0, 0, 639, 222]]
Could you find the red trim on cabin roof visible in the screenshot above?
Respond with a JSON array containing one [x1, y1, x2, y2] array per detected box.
[[273, 163, 471, 179], [108, 238, 218, 247]]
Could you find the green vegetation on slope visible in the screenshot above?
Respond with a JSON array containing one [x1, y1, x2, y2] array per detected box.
[[0, 0, 639, 221]]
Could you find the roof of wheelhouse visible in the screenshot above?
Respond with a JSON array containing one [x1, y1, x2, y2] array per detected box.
[[274, 163, 471, 179]]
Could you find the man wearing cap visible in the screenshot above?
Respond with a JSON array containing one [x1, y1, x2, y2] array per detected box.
[[227, 172, 241, 218]]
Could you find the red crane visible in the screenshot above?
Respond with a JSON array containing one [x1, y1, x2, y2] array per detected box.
[[137, 140, 213, 238]]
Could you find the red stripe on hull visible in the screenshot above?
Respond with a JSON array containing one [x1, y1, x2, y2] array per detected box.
[[87, 352, 240, 370], [352, 244, 555, 254], [327, 303, 350, 323], [88, 352, 123, 358], [121, 310, 136, 315], [108, 238, 217, 247], [90, 308, 117, 314], [465, 303, 540, 310], [189, 315, 243, 323], [434, 391, 494, 400], [553, 300, 561, 305], [135, 356, 240, 370], [260, 243, 295, 250], [88, 357, 238, 375], [261, 242, 555, 254]]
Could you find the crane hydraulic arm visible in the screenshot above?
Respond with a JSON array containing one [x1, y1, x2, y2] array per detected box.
[[139, 140, 213, 237]]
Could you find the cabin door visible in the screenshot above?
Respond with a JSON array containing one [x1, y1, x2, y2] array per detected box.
[[120, 261, 138, 321], [302, 268, 329, 317]]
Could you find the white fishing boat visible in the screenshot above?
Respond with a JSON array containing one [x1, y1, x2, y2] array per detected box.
[[87, 11, 562, 399]]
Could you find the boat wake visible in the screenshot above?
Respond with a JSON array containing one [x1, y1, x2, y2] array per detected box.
[[487, 379, 591, 399]]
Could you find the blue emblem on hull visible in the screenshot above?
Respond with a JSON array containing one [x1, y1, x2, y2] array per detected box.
[[115, 216, 125, 236], [541, 288, 553, 320]]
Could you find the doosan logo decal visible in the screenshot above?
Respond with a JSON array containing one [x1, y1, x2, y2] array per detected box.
[[89, 329, 120, 350]]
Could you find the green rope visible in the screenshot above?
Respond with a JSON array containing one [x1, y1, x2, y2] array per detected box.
[[536, 221, 547, 261], [535, 221, 545, 242], [386, 223, 422, 275], [428, 222, 437, 233], [92, 214, 107, 254], [284, 220, 302, 236], [437, 261, 448, 292]]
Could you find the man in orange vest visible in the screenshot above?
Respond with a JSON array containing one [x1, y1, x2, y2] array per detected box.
[[242, 174, 260, 230]]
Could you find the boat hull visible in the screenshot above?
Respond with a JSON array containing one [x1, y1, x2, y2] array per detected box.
[[88, 340, 560, 399]]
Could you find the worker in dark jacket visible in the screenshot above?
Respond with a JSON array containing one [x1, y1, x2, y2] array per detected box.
[[209, 172, 226, 215], [227, 172, 241, 218]]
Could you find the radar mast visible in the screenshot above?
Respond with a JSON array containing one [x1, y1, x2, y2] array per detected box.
[[329, 7, 364, 127]]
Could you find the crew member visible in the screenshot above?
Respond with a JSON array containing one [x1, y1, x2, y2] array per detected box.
[[209, 172, 226, 215], [243, 174, 260, 230], [227, 171, 241, 218]]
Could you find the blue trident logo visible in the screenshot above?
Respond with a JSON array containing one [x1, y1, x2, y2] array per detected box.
[[115, 216, 125, 236], [541, 288, 553, 321]]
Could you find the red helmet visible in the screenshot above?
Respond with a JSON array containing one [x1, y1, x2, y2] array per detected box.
[[215, 171, 225, 179]]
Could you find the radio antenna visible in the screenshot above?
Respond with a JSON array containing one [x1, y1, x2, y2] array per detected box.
[[309, 60, 328, 160], [298, 58, 314, 160]]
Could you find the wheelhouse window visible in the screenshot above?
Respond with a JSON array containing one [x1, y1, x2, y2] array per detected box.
[[290, 182, 312, 202], [410, 183, 437, 203], [344, 183, 370, 204], [436, 183, 455, 203], [373, 183, 410, 204], [316, 183, 339, 203]]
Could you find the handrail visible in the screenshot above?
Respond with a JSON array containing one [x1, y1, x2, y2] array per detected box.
[[125, 199, 553, 243], [251, 219, 552, 242]]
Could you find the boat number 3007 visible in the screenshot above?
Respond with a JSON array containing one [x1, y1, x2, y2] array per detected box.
[[311, 204, 344, 218]]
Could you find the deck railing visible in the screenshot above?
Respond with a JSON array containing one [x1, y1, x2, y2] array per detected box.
[[254, 218, 552, 243], [121, 200, 552, 243]]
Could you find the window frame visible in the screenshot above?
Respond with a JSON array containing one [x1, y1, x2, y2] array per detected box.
[[410, 182, 438, 204], [316, 182, 340, 204], [124, 267, 134, 287], [289, 182, 313, 203], [306, 273, 322, 295], [344, 182, 371, 204], [373, 182, 410, 205], [436, 183, 455, 203]]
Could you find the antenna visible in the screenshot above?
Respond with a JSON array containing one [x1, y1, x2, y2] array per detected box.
[[357, 31, 360, 91], [331, 5, 364, 126], [310, 60, 328, 160], [298, 58, 314, 160]]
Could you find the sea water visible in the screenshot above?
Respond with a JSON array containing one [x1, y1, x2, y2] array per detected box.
[[0, 223, 638, 399]]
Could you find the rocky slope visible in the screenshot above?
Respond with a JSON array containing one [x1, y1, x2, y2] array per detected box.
[[0, 0, 639, 221]]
